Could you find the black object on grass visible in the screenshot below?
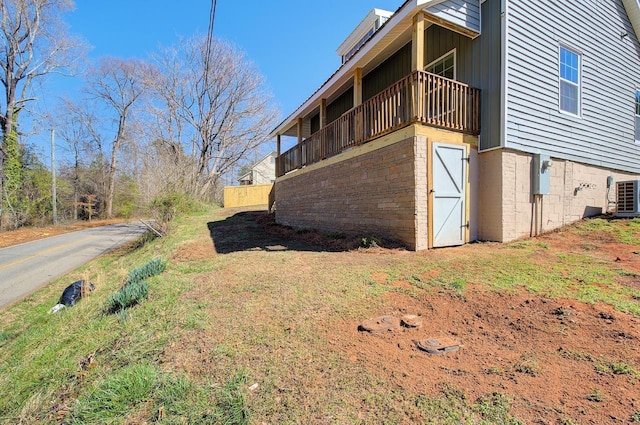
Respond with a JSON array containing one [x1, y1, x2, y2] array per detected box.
[[60, 280, 95, 306]]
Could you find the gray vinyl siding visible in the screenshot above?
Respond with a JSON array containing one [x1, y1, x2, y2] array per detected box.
[[475, 0, 502, 150], [426, 0, 481, 34], [424, 0, 502, 149], [506, 0, 640, 173]]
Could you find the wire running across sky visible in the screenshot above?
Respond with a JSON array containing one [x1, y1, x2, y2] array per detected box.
[[203, 0, 217, 88]]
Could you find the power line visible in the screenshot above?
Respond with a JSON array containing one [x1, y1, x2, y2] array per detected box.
[[204, 0, 217, 87]]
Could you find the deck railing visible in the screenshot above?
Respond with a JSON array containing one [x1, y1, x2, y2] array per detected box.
[[276, 70, 480, 177]]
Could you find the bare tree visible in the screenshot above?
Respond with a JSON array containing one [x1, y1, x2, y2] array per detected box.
[[0, 0, 83, 225], [148, 36, 279, 200], [55, 99, 94, 219], [85, 57, 150, 218]]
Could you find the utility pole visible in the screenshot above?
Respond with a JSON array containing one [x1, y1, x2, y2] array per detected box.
[[51, 129, 57, 225]]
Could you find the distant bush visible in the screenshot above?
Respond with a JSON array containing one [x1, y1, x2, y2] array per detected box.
[[149, 193, 204, 234]]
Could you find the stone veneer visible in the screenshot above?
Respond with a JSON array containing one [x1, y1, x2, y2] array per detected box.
[[275, 133, 426, 250], [477, 149, 640, 242]]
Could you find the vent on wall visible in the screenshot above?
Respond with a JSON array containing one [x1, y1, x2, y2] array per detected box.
[[615, 180, 640, 217]]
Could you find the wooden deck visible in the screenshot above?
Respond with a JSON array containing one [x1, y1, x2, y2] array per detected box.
[[277, 70, 480, 177]]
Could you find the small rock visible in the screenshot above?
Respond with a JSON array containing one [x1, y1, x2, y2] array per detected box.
[[598, 312, 615, 321], [401, 314, 422, 328]]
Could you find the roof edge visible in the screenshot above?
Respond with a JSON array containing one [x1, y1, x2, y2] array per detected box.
[[271, 0, 434, 138], [621, 0, 640, 41]]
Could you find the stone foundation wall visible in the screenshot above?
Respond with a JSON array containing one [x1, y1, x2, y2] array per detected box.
[[477, 149, 504, 242], [275, 136, 420, 249], [479, 149, 640, 242]]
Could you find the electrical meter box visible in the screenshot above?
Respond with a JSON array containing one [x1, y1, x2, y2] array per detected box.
[[532, 153, 551, 195]]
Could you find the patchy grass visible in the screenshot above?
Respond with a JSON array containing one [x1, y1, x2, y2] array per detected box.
[[0, 209, 639, 424], [513, 353, 540, 376], [595, 359, 639, 378], [586, 388, 606, 403], [415, 386, 523, 425], [573, 217, 640, 244]]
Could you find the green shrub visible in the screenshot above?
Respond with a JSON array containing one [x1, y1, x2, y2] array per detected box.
[[360, 237, 380, 248], [124, 258, 167, 285], [106, 258, 166, 314], [106, 280, 149, 313], [149, 193, 203, 234]]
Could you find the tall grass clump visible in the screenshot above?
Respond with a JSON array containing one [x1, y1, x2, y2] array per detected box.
[[107, 280, 149, 314], [72, 363, 159, 423], [106, 258, 167, 314], [124, 258, 167, 285], [214, 371, 251, 425]]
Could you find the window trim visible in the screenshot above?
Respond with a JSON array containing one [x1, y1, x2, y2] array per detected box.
[[425, 48, 457, 80], [558, 44, 582, 117]]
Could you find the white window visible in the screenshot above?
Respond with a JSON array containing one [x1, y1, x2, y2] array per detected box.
[[559, 46, 580, 115], [426, 50, 456, 80], [635, 90, 640, 143], [342, 26, 375, 64]]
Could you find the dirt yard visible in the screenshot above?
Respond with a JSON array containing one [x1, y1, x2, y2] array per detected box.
[[4, 210, 639, 424], [0, 219, 128, 249], [168, 210, 640, 424]]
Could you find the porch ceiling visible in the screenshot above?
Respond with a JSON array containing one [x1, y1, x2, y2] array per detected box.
[[621, 0, 640, 42], [271, 0, 452, 139]]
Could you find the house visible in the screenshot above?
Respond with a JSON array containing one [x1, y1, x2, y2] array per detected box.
[[271, 0, 640, 250], [224, 151, 277, 208], [238, 151, 277, 186]]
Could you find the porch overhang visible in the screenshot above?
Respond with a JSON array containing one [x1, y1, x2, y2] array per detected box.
[[271, 0, 481, 139]]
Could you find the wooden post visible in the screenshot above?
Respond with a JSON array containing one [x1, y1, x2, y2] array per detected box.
[[276, 134, 281, 155], [297, 118, 303, 144], [353, 68, 364, 144], [353, 68, 363, 106], [412, 13, 425, 71], [319, 98, 327, 128]]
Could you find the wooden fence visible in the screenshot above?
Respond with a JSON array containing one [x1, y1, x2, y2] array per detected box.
[[223, 184, 274, 208]]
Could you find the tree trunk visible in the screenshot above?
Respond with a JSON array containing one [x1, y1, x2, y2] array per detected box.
[[0, 100, 15, 230], [106, 117, 125, 219], [106, 142, 120, 219]]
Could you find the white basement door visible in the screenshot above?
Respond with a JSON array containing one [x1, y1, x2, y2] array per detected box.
[[431, 142, 467, 247]]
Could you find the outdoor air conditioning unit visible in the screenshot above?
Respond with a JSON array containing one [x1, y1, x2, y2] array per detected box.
[[615, 180, 640, 217]]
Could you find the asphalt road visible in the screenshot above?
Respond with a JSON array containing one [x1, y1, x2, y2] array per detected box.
[[0, 222, 150, 309]]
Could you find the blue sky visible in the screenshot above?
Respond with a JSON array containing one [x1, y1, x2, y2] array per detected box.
[[33, 0, 402, 159]]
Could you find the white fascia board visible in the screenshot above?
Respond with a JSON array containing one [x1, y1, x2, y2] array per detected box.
[[271, 0, 443, 138], [621, 0, 640, 40], [336, 8, 395, 56]]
